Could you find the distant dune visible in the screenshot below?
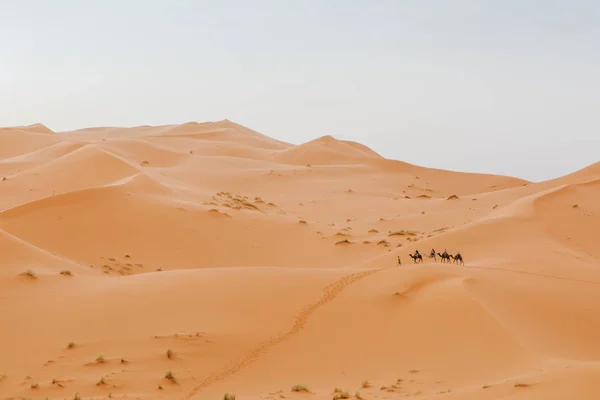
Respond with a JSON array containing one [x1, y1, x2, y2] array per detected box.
[[0, 119, 598, 400]]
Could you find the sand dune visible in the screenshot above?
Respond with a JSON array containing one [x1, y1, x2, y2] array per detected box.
[[0, 120, 598, 400], [268, 135, 382, 166]]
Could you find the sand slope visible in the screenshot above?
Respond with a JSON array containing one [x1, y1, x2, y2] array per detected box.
[[0, 120, 598, 400]]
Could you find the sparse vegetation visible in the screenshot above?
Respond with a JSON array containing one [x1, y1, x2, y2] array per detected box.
[[291, 384, 310, 392], [447, 194, 459, 200], [60, 270, 73, 276], [362, 380, 371, 388], [97, 376, 106, 386], [388, 230, 417, 237], [96, 355, 105, 364], [165, 370, 177, 384], [572, 204, 579, 208], [31, 382, 39, 389], [335, 239, 352, 245], [333, 391, 350, 400], [298, 220, 307, 224], [20, 269, 37, 279], [224, 393, 236, 400], [67, 341, 76, 349], [166, 348, 174, 359], [74, 393, 81, 400], [514, 382, 529, 388], [354, 391, 363, 399], [368, 229, 379, 233], [482, 384, 490, 389]]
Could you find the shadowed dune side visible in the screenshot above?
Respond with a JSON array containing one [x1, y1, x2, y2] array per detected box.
[[531, 178, 600, 258], [0, 228, 83, 280], [0, 145, 141, 210], [98, 138, 192, 168], [0, 128, 61, 158], [0, 141, 85, 177], [147, 136, 281, 161]]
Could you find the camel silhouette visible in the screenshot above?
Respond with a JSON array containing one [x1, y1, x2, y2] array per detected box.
[[428, 250, 437, 261], [409, 253, 423, 263], [450, 253, 464, 266], [437, 252, 451, 263]]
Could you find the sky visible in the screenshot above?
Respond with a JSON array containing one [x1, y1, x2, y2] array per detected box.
[[1, 0, 598, 182]]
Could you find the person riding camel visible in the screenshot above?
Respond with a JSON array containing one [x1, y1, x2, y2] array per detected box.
[[430, 248, 435, 257], [442, 248, 449, 258], [414, 249, 421, 258]]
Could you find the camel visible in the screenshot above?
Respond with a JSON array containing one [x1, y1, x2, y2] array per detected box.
[[428, 249, 437, 261], [409, 253, 423, 263], [437, 252, 451, 263], [450, 253, 465, 266]]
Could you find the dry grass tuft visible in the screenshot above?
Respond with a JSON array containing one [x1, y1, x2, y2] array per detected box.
[[165, 371, 177, 384], [291, 384, 310, 392], [97, 376, 106, 386], [388, 230, 417, 237], [361, 380, 371, 388], [335, 239, 352, 245], [572, 204, 579, 208], [20, 269, 37, 279], [96, 355, 105, 364], [333, 391, 350, 400], [166, 349, 174, 359], [67, 341, 76, 349], [60, 270, 73, 276], [224, 393, 236, 400], [447, 194, 459, 200]]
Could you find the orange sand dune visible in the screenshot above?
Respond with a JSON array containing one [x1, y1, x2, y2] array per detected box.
[[267, 135, 382, 165], [0, 120, 598, 400]]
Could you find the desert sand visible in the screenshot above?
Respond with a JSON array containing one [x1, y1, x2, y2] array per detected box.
[[0, 120, 598, 400]]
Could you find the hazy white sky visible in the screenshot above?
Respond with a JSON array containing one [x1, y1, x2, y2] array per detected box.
[[1, 0, 598, 181]]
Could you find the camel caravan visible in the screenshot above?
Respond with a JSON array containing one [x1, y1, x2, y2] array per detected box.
[[397, 249, 464, 266]]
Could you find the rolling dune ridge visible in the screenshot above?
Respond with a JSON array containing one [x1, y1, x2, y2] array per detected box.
[[0, 120, 598, 400]]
